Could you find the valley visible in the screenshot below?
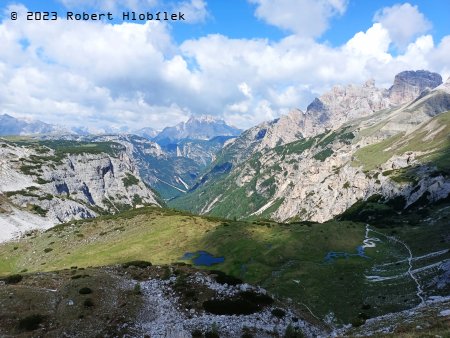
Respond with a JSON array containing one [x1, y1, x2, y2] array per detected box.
[[0, 70, 449, 337]]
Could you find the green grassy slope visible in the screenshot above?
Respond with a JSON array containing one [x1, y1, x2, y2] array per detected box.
[[353, 110, 450, 172], [1, 203, 448, 325]]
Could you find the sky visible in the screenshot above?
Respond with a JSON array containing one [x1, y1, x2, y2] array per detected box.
[[0, 0, 449, 131]]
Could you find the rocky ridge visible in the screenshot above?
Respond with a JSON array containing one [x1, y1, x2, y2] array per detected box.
[[304, 70, 443, 137], [154, 115, 241, 144], [217, 70, 444, 167], [137, 270, 323, 337], [0, 114, 65, 136], [0, 139, 160, 241], [172, 72, 450, 222]]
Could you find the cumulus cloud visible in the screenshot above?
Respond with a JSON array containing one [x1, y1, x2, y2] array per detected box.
[[374, 3, 431, 49], [0, 2, 449, 130], [248, 0, 348, 37], [177, 0, 208, 23]]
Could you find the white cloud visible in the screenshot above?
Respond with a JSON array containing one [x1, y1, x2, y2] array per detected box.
[[238, 82, 252, 98], [374, 3, 431, 49], [248, 0, 348, 37], [344, 23, 391, 60], [177, 0, 208, 23], [0, 3, 449, 131]]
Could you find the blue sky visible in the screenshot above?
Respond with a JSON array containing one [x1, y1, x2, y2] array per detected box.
[[0, 0, 449, 130], [12, 0, 450, 45]]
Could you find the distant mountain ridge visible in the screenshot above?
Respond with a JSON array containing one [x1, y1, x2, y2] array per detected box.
[[153, 115, 242, 144], [0, 113, 241, 142], [0, 114, 65, 136]]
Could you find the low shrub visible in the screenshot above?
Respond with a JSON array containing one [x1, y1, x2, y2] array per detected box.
[[4, 274, 23, 284], [191, 329, 203, 337], [18, 314, 45, 331], [271, 308, 286, 318], [283, 324, 305, 338], [203, 298, 259, 315], [79, 287, 92, 295], [205, 324, 219, 338], [122, 260, 152, 269], [210, 270, 242, 285], [83, 298, 94, 307], [239, 291, 273, 306], [133, 283, 141, 295]]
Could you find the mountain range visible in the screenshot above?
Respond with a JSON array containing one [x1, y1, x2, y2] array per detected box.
[[153, 115, 241, 144], [171, 70, 450, 221], [0, 114, 64, 136], [0, 113, 241, 142], [0, 69, 449, 337]]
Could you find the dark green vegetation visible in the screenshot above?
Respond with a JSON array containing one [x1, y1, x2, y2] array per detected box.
[[170, 127, 356, 220], [1, 204, 448, 327], [2, 274, 23, 284], [5, 138, 121, 158], [202, 290, 274, 315], [122, 173, 140, 188], [122, 260, 152, 268], [2, 137, 122, 177], [18, 314, 46, 331]]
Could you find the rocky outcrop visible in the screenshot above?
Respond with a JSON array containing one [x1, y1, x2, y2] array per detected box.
[[216, 71, 444, 173], [388, 70, 443, 105], [174, 70, 450, 223], [0, 139, 160, 241], [257, 109, 311, 149], [154, 115, 241, 144], [303, 70, 442, 138]]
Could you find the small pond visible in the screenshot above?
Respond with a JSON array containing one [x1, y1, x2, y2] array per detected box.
[[182, 250, 225, 266], [324, 245, 369, 263]]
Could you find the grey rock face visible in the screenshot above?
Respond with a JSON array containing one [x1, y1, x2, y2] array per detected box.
[[154, 115, 241, 144], [133, 127, 159, 139], [302, 70, 443, 139], [0, 139, 160, 241], [0, 114, 64, 136], [388, 70, 443, 105], [177, 70, 450, 223]]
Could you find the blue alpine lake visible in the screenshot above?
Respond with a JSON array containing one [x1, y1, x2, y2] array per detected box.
[[324, 245, 369, 263], [182, 250, 225, 266]]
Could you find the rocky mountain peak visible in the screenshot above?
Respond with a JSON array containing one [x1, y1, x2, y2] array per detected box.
[[133, 127, 159, 139], [0, 114, 66, 136], [388, 70, 443, 105], [363, 79, 376, 88], [154, 115, 241, 144], [303, 80, 390, 137], [187, 114, 221, 124]]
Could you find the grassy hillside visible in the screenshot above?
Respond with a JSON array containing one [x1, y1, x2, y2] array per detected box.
[[353, 110, 450, 172], [1, 204, 448, 325]]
